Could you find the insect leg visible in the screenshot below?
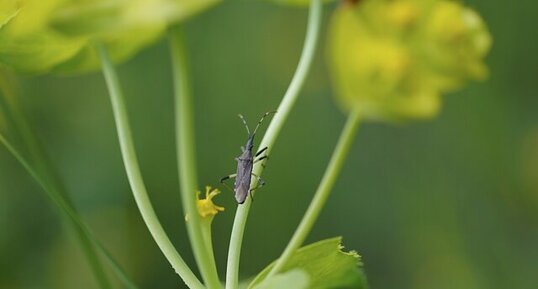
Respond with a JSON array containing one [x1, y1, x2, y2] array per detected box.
[[254, 155, 268, 164], [249, 173, 266, 192], [220, 173, 237, 182], [255, 147, 269, 167], [220, 173, 237, 193], [255, 146, 268, 157], [248, 174, 266, 203]]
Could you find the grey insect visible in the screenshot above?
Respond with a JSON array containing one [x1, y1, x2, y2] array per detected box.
[[220, 111, 276, 204]]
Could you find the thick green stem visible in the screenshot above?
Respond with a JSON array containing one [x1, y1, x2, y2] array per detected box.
[[169, 26, 222, 289], [266, 110, 361, 278], [96, 43, 204, 289], [225, 1, 323, 288], [0, 72, 112, 289]]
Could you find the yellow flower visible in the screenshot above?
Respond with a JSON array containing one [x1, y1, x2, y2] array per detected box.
[[421, 1, 492, 89], [328, 0, 491, 122], [386, 0, 419, 28], [196, 186, 224, 219]]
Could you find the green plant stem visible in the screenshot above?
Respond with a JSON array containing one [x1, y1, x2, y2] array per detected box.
[[200, 219, 218, 277], [96, 43, 204, 289], [0, 72, 112, 289], [0, 133, 139, 289], [169, 26, 222, 289], [266, 110, 361, 278], [225, 1, 322, 288]]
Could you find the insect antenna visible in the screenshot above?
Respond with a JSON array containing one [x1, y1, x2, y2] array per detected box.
[[238, 114, 251, 136], [252, 111, 276, 136]]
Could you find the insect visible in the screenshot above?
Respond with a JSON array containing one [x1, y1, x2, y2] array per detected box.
[[220, 111, 276, 204]]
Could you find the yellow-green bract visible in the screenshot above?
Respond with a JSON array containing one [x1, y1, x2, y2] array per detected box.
[[328, 0, 491, 122], [0, 0, 220, 74]]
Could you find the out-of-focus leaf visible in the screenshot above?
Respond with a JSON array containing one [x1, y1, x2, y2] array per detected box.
[[0, 0, 220, 74], [0, 0, 85, 73], [50, 0, 222, 73], [52, 24, 165, 73], [249, 237, 367, 289], [252, 269, 309, 289], [3, 0, 65, 35], [50, 0, 221, 37], [0, 29, 86, 73], [0, 0, 88, 73]]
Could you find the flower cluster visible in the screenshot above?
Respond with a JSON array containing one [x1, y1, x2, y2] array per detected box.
[[0, 0, 219, 73], [328, 0, 491, 122]]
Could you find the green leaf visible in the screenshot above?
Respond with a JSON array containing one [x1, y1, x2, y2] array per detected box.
[[252, 269, 310, 289], [249, 237, 368, 289], [50, 0, 221, 37], [48, 0, 221, 73], [52, 24, 165, 73], [0, 0, 220, 74], [0, 28, 86, 73], [2, 0, 63, 35], [0, 0, 88, 73]]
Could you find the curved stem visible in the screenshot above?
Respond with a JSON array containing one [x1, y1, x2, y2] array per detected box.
[[169, 26, 222, 289], [96, 43, 204, 289], [0, 133, 139, 289], [225, 1, 323, 288], [266, 110, 361, 278]]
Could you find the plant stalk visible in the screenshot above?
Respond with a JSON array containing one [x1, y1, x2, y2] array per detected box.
[[225, 0, 323, 288], [266, 110, 361, 278], [96, 43, 204, 289], [169, 26, 222, 289]]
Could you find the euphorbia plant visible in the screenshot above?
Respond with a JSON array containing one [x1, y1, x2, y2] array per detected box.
[[0, 0, 490, 288]]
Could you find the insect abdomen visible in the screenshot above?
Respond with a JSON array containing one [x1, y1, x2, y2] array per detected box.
[[234, 158, 253, 204]]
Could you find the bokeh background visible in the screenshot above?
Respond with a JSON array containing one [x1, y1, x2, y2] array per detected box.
[[1, 1, 537, 289]]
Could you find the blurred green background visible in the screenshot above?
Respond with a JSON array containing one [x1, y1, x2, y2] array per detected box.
[[1, 1, 537, 289]]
